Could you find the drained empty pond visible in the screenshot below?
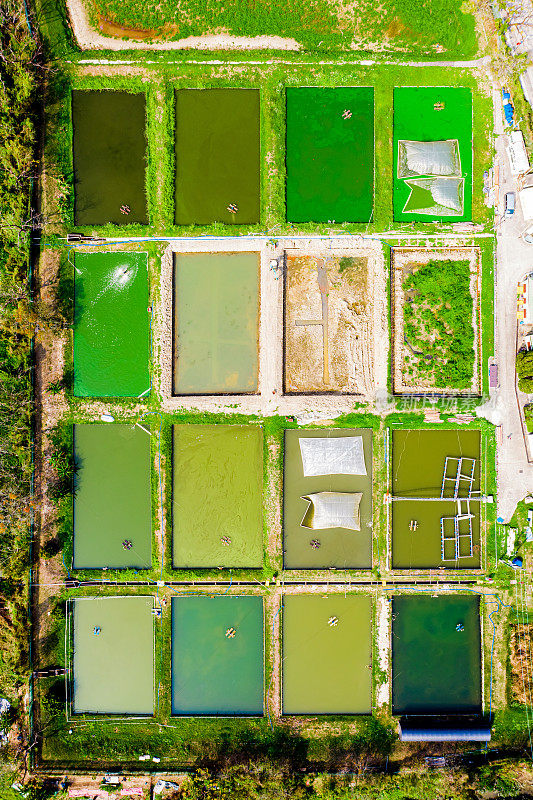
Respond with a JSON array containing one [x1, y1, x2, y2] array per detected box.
[[173, 253, 259, 394], [171, 596, 263, 715], [175, 89, 260, 225], [286, 87, 374, 223], [393, 87, 472, 222], [74, 251, 150, 398], [282, 595, 372, 714], [392, 594, 481, 714], [72, 90, 148, 225], [172, 424, 263, 568], [73, 424, 152, 569], [72, 596, 154, 714], [391, 429, 481, 569], [283, 428, 373, 569]]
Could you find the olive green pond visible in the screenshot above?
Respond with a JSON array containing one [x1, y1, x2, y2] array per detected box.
[[73, 424, 152, 570], [282, 595, 372, 715], [172, 424, 263, 568]]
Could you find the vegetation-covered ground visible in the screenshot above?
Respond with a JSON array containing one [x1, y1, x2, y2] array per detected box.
[[86, 0, 478, 56], [402, 258, 476, 390]]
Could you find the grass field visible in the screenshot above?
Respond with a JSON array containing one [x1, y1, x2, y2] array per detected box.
[[393, 87, 473, 222], [86, 0, 477, 56], [286, 88, 374, 224]]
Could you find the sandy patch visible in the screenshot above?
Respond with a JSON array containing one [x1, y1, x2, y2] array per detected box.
[[284, 250, 375, 394], [391, 246, 481, 395]]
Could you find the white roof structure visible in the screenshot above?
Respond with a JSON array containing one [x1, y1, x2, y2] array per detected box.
[[520, 186, 533, 221], [507, 130, 530, 176]]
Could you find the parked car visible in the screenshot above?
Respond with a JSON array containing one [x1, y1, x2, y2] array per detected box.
[[505, 191, 516, 216]]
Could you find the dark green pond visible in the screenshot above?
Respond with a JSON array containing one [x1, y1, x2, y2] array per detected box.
[[283, 428, 373, 569], [73, 424, 152, 569], [286, 87, 374, 223], [171, 596, 263, 715], [72, 90, 148, 225], [392, 594, 481, 714], [282, 595, 372, 714], [175, 89, 260, 225]]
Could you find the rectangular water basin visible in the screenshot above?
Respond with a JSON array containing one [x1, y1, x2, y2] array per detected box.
[[74, 251, 150, 398], [282, 595, 372, 714], [393, 87, 472, 222], [173, 252, 259, 394], [283, 428, 373, 569], [175, 89, 260, 225], [72, 90, 147, 225], [286, 88, 374, 223], [392, 594, 481, 714], [73, 424, 152, 569], [171, 596, 264, 715], [72, 596, 154, 715], [172, 424, 263, 568]]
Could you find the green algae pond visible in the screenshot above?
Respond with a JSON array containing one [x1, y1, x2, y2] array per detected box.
[[72, 90, 148, 225], [393, 87, 472, 222], [173, 252, 259, 394], [74, 251, 150, 398], [282, 595, 372, 715], [392, 594, 481, 714], [175, 89, 260, 225], [283, 428, 373, 569], [286, 87, 374, 223], [73, 424, 152, 569], [171, 596, 264, 716], [72, 596, 154, 715], [391, 429, 481, 569], [172, 424, 263, 568]]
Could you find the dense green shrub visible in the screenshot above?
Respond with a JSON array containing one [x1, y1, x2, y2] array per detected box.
[[402, 258, 475, 389]]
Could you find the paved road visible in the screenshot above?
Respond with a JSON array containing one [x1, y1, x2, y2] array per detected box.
[[485, 86, 533, 521]]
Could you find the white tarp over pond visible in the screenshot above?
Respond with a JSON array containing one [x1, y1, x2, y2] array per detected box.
[[299, 436, 367, 476], [301, 492, 363, 531]]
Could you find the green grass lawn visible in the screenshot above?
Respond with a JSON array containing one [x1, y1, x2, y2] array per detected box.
[[87, 0, 477, 56]]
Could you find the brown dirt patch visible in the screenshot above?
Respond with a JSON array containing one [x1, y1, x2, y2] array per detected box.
[[284, 250, 375, 395], [510, 622, 533, 705]]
